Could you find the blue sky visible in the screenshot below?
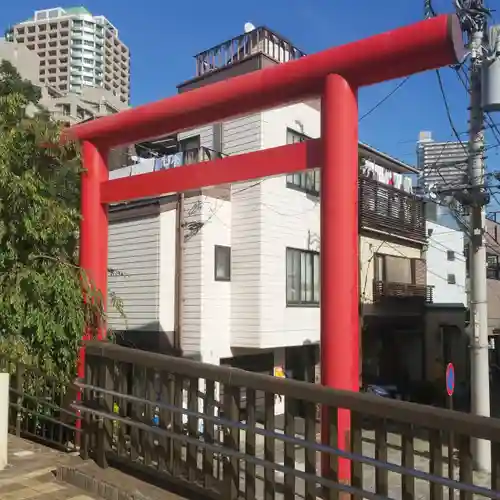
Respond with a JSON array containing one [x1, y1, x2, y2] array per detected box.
[[3, 0, 500, 169]]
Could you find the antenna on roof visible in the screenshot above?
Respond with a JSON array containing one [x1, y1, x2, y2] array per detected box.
[[244, 22, 256, 33]]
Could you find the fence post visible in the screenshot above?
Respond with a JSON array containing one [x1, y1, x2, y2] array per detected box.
[[96, 357, 113, 469], [80, 355, 92, 461], [223, 385, 240, 498], [0, 373, 9, 470]]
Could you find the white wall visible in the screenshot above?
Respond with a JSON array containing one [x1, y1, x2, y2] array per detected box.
[[258, 103, 321, 348], [108, 204, 161, 332], [200, 198, 232, 363], [426, 220, 467, 305], [158, 200, 177, 335], [181, 195, 203, 356], [224, 115, 264, 348]]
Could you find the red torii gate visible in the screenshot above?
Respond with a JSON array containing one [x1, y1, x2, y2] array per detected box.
[[67, 15, 463, 481]]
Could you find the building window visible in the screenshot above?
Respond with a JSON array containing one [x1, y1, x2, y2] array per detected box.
[[286, 248, 320, 306], [214, 245, 231, 281], [285, 128, 320, 196], [487, 253, 500, 280], [447, 274, 456, 285], [179, 135, 201, 164], [447, 250, 455, 261], [374, 253, 426, 285]]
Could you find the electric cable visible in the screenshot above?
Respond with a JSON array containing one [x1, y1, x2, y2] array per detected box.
[[359, 77, 411, 122]]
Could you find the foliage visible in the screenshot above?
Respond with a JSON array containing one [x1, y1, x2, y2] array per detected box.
[[0, 60, 118, 383]]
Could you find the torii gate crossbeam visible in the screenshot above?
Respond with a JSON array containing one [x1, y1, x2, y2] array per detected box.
[[67, 14, 464, 482]]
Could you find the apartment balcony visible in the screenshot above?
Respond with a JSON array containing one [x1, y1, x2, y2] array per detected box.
[[130, 146, 225, 169], [373, 281, 433, 304], [182, 146, 225, 164], [359, 176, 425, 242], [195, 26, 306, 77], [178, 26, 306, 92], [372, 253, 432, 306]]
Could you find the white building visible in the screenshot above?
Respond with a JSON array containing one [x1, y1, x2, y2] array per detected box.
[[423, 201, 468, 402], [417, 131, 468, 191], [106, 26, 429, 408], [425, 202, 467, 306], [108, 103, 322, 381]]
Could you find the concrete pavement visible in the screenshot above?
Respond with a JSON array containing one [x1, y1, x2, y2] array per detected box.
[[0, 435, 97, 499]]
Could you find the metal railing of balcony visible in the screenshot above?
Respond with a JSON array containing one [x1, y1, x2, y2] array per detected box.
[[195, 26, 306, 77], [373, 280, 434, 303], [150, 147, 227, 171], [360, 176, 425, 241]]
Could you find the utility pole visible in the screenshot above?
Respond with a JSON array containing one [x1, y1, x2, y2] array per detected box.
[[468, 26, 491, 472], [455, 0, 492, 472]]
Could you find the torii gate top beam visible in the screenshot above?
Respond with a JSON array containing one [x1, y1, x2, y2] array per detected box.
[[67, 15, 464, 150]]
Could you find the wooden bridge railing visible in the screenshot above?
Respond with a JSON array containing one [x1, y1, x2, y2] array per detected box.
[[74, 341, 500, 500]]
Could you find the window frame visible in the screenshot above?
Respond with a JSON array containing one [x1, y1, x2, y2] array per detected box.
[[374, 253, 418, 284], [286, 247, 320, 307], [285, 128, 320, 197], [179, 135, 201, 165], [487, 252, 500, 280], [214, 245, 231, 282]]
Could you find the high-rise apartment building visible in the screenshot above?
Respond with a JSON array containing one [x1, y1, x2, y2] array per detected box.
[[416, 131, 468, 191], [5, 6, 130, 104]]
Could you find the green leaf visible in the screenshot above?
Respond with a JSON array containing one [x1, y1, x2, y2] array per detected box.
[[0, 60, 124, 383]]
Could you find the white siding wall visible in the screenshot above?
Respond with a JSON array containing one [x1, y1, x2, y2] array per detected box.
[[223, 115, 261, 155], [178, 125, 213, 149], [426, 221, 466, 305], [200, 198, 232, 363], [178, 126, 214, 356], [224, 115, 264, 348], [257, 103, 321, 348], [182, 195, 233, 361], [181, 195, 204, 356], [158, 200, 177, 335], [108, 204, 161, 332]]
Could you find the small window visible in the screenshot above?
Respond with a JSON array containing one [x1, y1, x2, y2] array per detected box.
[[447, 274, 456, 285], [214, 245, 231, 281], [179, 135, 201, 164], [447, 250, 455, 261], [286, 248, 320, 306], [285, 128, 320, 196]]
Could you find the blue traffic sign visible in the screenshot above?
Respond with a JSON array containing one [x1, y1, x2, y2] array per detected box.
[[446, 363, 455, 396]]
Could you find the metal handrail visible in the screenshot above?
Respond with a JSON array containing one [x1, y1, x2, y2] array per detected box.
[[85, 341, 500, 442], [74, 382, 500, 499]]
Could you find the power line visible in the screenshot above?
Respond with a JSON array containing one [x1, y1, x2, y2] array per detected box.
[[435, 69, 469, 154], [359, 77, 411, 121]]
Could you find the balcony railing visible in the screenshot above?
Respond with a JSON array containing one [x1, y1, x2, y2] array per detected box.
[[360, 176, 425, 241], [151, 147, 226, 171], [373, 281, 433, 303], [195, 26, 306, 77]]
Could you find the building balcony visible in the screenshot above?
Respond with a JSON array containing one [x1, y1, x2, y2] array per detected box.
[[373, 281, 433, 303], [182, 146, 225, 164], [372, 253, 431, 305], [359, 176, 425, 242], [128, 146, 225, 171], [194, 26, 306, 78]]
